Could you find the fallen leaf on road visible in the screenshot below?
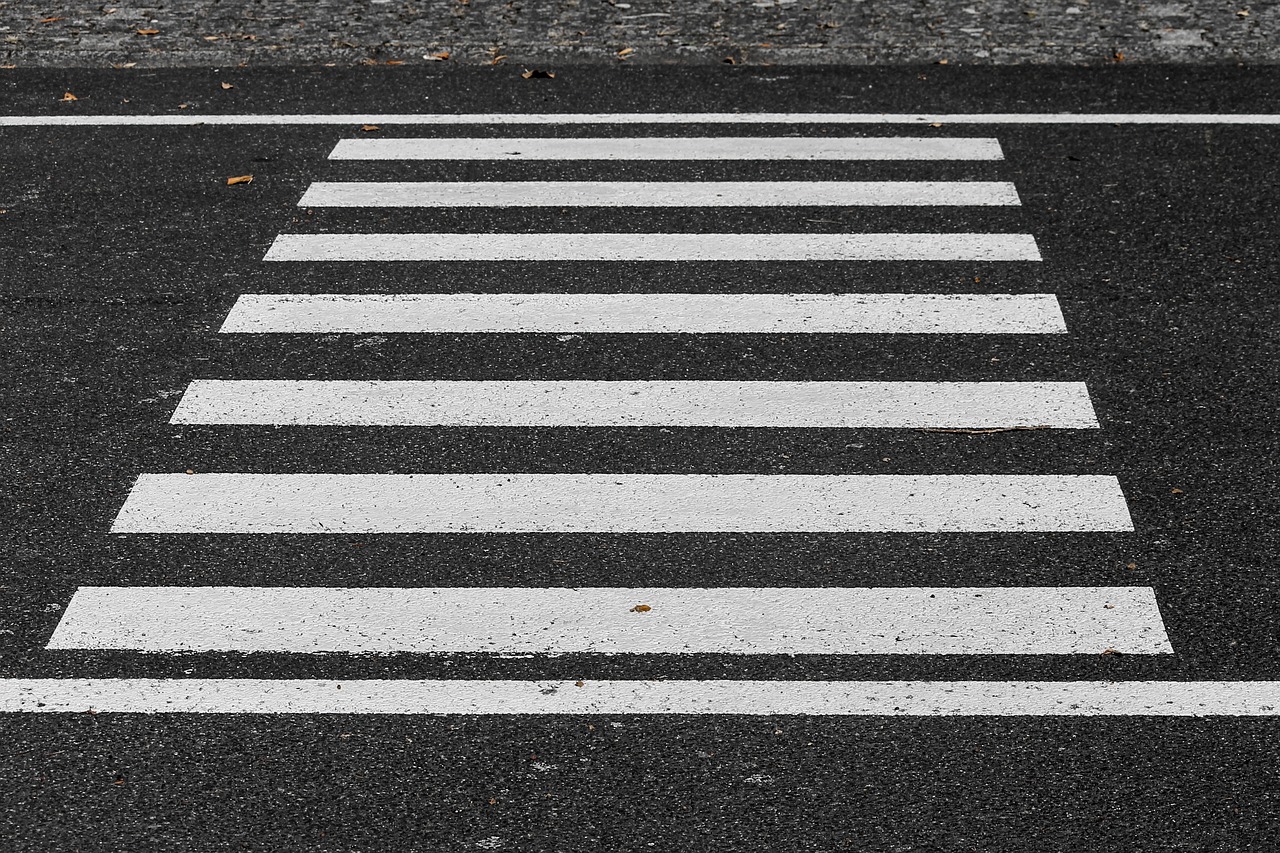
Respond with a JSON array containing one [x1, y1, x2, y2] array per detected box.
[[521, 69, 555, 78], [60, 92, 78, 102], [424, 51, 451, 61], [386, 59, 405, 65], [226, 175, 253, 185], [136, 28, 159, 35], [1171, 487, 1184, 494], [617, 47, 635, 60], [630, 604, 651, 613], [220, 81, 234, 89], [361, 124, 380, 131], [40, 16, 66, 23]]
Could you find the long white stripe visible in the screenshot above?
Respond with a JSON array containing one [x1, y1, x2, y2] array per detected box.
[[263, 233, 1042, 262], [330, 136, 1006, 161], [219, 293, 1069, 334], [2, 679, 1276, 715], [111, 474, 1134, 533], [297, 181, 1021, 208], [46, 586, 1170, 655], [2, 113, 1280, 126], [169, 380, 1099, 428]]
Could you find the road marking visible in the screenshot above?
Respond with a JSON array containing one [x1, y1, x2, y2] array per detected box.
[[297, 181, 1022, 208], [263, 233, 1043, 262], [329, 136, 1007, 161], [218, 293, 1069, 335], [111, 473, 1134, 533], [3, 113, 1280, 126], [169, 380, 1099, 428], [2, 679, 1276, 715], [47, 586, 1170, 655]]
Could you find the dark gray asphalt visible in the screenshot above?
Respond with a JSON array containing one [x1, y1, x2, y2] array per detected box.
[[1, 66, 1278, 850]]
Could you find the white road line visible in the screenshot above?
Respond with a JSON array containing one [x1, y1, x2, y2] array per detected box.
[[3, 113, 1280, 126], [263, 233, 1043, 262], [169, 380, 1099, 428], [110, 473, 1134, 533], [329, 136, 1006, 161], [297, 181, 1021, 208], [218, 293, 1069, 334], [2, 679, 1276, 715], [46, 586, 1171, 655]]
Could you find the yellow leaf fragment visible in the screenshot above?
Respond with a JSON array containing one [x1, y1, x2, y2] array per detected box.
[[226, 175, 253, 185]]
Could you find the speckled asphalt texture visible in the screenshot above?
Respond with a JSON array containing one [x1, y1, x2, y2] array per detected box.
[[1, 1, 1277, 67], [2, 66, 1279, 850]]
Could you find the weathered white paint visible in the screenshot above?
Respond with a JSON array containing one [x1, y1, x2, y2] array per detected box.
[[46, 586, 1171, 655], [2, 679, 1277, 715], [328, 136, 1006, 161], [263, 233, 1043, 262], [2, 113, 1279, 126], [169, 380, 1099, 428], [297, 181, 1021, 208], [47, 581, 1172, 653], [218, 293, 1069, 335], [110, 473, 1134, 533]]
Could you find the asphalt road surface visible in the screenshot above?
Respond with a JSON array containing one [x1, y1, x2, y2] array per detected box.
[[2, 66, 1278, 850]]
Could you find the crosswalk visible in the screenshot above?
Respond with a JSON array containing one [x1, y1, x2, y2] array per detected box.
[[25, 122, 1272, 716]]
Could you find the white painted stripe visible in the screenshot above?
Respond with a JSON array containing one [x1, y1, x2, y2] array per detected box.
[[329, 136, 1006, 161], [219, 293, 1069, 334], [297, 181, 1021, 208], [46, 586, 1171, 655], [3, 113, 1280, 126], [169, 380, 1099, 428], [110, 474, 1134, 533], [263, 233, 1042, 262], [2, 679, 1277, 715]]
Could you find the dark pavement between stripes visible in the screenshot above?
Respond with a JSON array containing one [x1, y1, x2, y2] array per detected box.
[[1, 66, 1278, 850]]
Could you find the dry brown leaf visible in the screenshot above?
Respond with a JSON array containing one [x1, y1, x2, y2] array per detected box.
[[60, 91, 78, 102], [136, 27, 159, 35], [521, 68, 555, 79], [489, 54, 509, 65], [0, 65, 16, 70], [574, 680, 585, 687], [220, 81, 234, 89], [935, 58, 949, 65], [226, 175, 253, 186], [1112, 51, 1126, 62], [385, 59, 405, 65], [1126, 562, 1138, 570], [177, 102, 190, 109], [361, 124, 381, 131], [1171, 487, 1185, 494], [616, 47, 635, 60], [203, 34, 222, 41], [424, 51, 450, 61], [630, 604, 651, 613], [40, 16, 66, 23]]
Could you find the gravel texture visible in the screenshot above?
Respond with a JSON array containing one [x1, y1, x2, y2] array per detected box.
[[0, 1, 1276, 67]]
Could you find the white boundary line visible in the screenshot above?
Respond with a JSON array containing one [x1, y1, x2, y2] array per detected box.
[[2, 113, 1280, 126], [1, 679, 1277, 715]]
